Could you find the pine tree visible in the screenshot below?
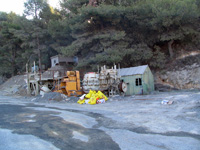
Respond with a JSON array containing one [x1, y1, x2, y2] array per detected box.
[[23, 0, 48, 71], [0, 13, 23, 77]]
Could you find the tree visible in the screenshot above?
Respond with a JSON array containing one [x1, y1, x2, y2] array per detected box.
[[60, 0, 88, 14], [58, 0, 200, 70], [131, 0, 200, 58], [0, 13, 24, 77], [1, 0, 200, 76], [24, 0, 47, 19], [23, 0, 50, 71]]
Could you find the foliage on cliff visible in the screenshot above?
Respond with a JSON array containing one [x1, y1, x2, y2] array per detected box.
[[51, 0, 200, 69], [0, 0, 200, 77]]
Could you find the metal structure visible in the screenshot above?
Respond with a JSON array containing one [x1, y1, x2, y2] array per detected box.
[[26, 62, 40, 96], [82, 65, 125, 96], [26, 62, 68, 96], [99, 65, 121, 95], [26, 55, 80, 97], [82, 72, 100, 92], [55, 71, 82, 97]]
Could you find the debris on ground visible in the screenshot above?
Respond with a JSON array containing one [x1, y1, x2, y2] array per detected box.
[[40, 85, 51, 97], [31, 92, 67, 102], [161, 100, 174, 105], [77, 90, 108, 105]]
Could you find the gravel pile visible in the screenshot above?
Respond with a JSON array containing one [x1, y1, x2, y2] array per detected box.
[[31, 92, 79, 103], [0, 75, 27, 96]]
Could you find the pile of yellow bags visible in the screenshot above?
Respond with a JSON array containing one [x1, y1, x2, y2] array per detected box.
[[77, 90, 108, 105]]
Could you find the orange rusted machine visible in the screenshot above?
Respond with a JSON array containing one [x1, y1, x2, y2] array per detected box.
[[55, 71, 82, 97]]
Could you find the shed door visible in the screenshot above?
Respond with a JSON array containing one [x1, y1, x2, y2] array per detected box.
[[134, 78, 143, 94]]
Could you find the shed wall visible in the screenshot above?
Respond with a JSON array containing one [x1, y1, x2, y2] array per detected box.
[[121, 66, 154, 95], [121, 74, 143, 95], [143, 66, 154, 93]]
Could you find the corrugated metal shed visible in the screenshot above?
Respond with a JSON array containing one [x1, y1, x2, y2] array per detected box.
[[119, 65, 148, 76], [119, 65, 154, 95]]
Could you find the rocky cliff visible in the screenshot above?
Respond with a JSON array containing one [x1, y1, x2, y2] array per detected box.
[[155, 53, 200, 90]]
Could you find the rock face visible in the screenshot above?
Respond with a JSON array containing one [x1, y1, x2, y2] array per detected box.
[[156, 63, 200, 90]]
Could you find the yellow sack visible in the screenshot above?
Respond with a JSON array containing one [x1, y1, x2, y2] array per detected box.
[[85, 90, 95, 99], [88, 94, 97, 105], [97, 91, 108, 101], [77, 98, 86, 104]]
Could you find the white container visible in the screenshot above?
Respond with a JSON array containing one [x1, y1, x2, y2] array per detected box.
[[79, 94, 86, 100], [161, 100, 169, 105]]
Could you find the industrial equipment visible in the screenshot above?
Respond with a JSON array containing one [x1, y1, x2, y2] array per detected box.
[[55, 71, 82, 97], [82, 65, 127, 96]]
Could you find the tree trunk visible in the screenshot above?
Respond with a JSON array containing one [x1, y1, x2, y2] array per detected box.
[[168, 40, 174, 58], [11, 60, 15, 77], [11, 49, 16, 77]]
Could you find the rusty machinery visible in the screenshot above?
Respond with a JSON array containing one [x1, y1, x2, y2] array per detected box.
[[83, 65, 127, 96], [55, 71, 82, 97]]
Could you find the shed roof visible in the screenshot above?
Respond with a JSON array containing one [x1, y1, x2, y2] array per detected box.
[[119, 65, 148, 76]]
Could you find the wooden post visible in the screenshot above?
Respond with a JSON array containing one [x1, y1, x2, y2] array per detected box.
[[58, 79, 59, 90], [26, 63, 31, 95], [32, 82, 36, 95], [53, 70, 54, 81], [34, 61, 36, 75], [35, 81, 39, 96]]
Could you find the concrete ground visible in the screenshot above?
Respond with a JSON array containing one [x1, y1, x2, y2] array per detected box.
[[0, 90, 199, 150]]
